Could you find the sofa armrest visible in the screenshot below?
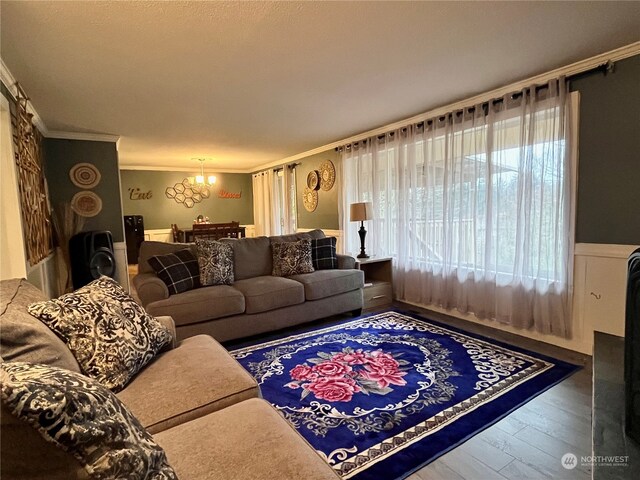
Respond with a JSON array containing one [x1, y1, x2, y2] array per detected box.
[[133, 273, 169, 308], [337, 254, 356, 270], [155, 315, 177, 351]]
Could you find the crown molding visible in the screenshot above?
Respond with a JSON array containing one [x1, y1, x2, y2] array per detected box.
[[251, 41, 640, 173], [119, 164, 250, 174], [45, 130, 120, 143], [0, 57, 49, 136]]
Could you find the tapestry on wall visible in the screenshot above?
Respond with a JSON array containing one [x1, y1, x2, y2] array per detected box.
[[231, 311, 579, 480]]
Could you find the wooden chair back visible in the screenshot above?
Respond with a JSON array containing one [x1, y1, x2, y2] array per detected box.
[[192, 222, 245, 241], [170, 223, 184, 243]]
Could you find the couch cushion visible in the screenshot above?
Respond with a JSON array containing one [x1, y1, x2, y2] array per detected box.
[[289, 269, 365, 301], [269, 232, 310, 243], [232, 276, 305, 314], [1, 361, 177, 479], [222, 236, 272, 281], [146, 285, 245, 327], [28, 276, 173, 392], [148, 248, 201, 294], [0, 279, 80, 372], [269, 229, 325, 243], [117, 335, 259, 434], [154, 398, 340, 480]]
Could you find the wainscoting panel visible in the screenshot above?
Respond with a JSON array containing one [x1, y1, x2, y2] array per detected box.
[[574, 243, 638, 338], [26, 252, 59, 298], [144, 229, 172, 243], [113, 242, 129, 292], [144, 225, 256, 244]]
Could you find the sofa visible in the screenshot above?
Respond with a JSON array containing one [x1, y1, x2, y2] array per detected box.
[[0, 278, 340, 480], [133, 229, 365, 342]]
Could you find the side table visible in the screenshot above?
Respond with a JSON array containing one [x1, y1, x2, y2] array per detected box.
[[356, 257, 393, 310]]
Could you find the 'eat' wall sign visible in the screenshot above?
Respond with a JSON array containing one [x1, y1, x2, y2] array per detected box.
[[128, 188, 153, 200]]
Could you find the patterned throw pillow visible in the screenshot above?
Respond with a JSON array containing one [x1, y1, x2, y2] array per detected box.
[[148, 248, 201, 294], [195, 239, 234, 285], [0, 362, 177, 480], [272, 239, 315, 277], [27, 276, 173, 392], [311, 237, 338, 270]]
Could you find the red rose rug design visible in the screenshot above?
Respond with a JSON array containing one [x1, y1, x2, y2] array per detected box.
[[286, 348, 409, 402], [231, 311, 579, 480]]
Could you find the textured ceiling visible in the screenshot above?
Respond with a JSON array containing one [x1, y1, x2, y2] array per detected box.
[[1, 1, 639, 171]]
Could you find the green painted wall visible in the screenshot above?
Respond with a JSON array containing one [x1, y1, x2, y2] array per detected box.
[[296, 149, 340, 230], [120, 170, 253, 230], [571, 55, 640, 244], [44, 139, 124, 242]]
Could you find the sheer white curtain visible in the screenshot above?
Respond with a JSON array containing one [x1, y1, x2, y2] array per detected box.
[[253, 167, 298, 237], [280, 166, 297, 235], [341, 79, 575, 337], [252, 170, 278, 237]]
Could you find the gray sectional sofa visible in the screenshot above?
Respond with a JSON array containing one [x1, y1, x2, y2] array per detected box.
[[0, 278, 341, 480], [133, 229, 365, 342]]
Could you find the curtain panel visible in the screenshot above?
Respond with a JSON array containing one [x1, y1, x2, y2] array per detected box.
[[252, 170, 278, 237], [252, 167, 297, 237], [340, 79, 575, 337]]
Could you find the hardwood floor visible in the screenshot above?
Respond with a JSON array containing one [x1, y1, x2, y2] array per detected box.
[[394, 302, 593, 480]]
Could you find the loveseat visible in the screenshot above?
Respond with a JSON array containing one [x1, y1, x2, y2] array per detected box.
[[0, 278, 340, 479], [133, 229, 365, 342]]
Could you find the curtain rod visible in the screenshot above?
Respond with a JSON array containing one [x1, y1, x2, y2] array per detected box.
[[273, 162, 301, 172], [336, 61, 614, 149]]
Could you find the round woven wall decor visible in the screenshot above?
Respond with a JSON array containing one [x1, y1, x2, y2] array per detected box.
[[319, 159, 335, 191], [69, 163, 101, 189], [71, 191, 103, 217], [303, 187, 318, 212]]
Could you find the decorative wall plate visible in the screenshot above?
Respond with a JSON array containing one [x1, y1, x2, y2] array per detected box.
[[71, 191, 102, 217], [307, 170, 320, 190], [319, 159, 336, 191], [303, 187, 318, 212], [69, 163, 101, 189]]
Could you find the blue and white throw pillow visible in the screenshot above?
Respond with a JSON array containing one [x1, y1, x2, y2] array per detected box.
[[0, 361, 178, 480], [27, 276, 173, 392], [311, 237, 338, 270]]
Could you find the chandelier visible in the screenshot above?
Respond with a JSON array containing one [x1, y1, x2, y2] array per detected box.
[[190, 158, 216, 186]]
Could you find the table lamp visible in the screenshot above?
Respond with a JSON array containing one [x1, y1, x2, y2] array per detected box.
[[350, 202, 373, 259]]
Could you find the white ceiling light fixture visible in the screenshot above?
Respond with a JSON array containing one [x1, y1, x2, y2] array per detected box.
[[191, 158, 216, 186]]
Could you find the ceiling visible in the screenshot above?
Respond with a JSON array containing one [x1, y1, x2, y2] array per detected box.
[[1, 1, 639, 172]]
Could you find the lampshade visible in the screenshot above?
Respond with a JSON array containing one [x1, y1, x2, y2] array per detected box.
[[350, 202, 373, 222]]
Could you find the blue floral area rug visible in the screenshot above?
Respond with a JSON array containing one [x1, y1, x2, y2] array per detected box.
[[230, 311, 580, 480]]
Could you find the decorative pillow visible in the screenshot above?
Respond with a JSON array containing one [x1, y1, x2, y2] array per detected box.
[[27, 276, 173, 392], [195, 239, 234, 285], [272, 239, 315, 277], [148, 248, 201, 294], [0, 362, 177, 480], [311, 236, 338, 270]]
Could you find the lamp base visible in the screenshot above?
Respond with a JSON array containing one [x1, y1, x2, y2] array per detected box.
[[357, 222, 369, 259]]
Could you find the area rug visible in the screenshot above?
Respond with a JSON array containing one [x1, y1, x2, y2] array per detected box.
[[230, 311, 580, 480]]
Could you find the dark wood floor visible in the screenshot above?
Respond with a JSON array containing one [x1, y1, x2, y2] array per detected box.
[[394, 302, 592, 480]]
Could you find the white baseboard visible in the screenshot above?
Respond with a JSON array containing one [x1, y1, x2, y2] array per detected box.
[[403, 300, 593, 355]]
